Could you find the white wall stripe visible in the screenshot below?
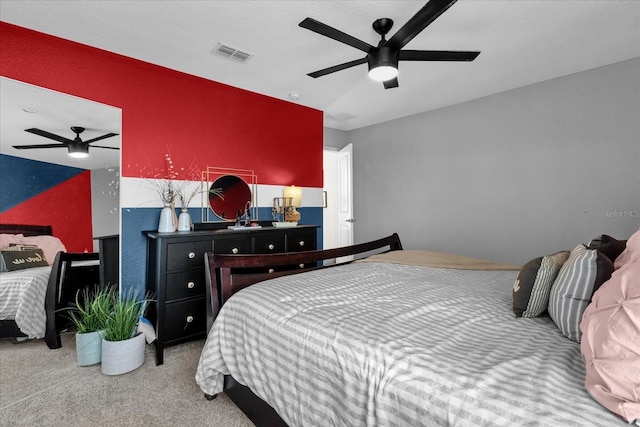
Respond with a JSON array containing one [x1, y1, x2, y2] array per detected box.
[[121, 177, 323, 209]]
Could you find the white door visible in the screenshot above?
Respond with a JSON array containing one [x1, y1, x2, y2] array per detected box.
[[337, 143, 354, 261]]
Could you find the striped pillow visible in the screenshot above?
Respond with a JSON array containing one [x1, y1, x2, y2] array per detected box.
[[548, 244, 614, 342], [512, 251, 569, 318]]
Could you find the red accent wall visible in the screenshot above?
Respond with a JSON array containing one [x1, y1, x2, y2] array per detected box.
[[0, 22, 323, 185], [0, 172, 93, 251]]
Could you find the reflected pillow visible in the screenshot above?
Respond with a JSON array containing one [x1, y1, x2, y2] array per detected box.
[[548, 244, 614, 342], [16, 235, 66, 266], [512, 251, 569, 318], [0, 233, 24, 250], [1, 248, 49, 271]]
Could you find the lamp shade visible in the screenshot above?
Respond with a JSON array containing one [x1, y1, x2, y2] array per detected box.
[[283, 185, 302, 207]]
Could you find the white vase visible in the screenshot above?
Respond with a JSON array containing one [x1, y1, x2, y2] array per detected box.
[[76, 330, 105, 366], [178, 208, 191, 231], [101, 333, 146, 375], [158, 205, 176, 232]]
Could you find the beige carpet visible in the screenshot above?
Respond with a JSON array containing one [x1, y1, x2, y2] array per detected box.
[[0, 332, 252, 427]]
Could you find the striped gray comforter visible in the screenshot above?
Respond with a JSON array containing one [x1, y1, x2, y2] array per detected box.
[[196, 261, 623, 426], [0, 265, 51, 338]]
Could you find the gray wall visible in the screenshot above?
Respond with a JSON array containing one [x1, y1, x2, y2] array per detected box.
[[91, 166, 120, 249], [347, 58, 640, 265], [323, 127, 349, 150]]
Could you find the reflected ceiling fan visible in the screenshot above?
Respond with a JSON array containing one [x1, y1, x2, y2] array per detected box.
[[13, 126, 119, 158], [299, 0, 480, 89]]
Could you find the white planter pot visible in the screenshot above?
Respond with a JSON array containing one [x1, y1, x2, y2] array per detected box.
[[76, 330, 105, 366], [101, 333, 146, 375]]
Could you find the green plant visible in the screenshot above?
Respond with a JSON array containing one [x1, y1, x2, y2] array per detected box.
[[100, 289, 153, 342], [67, 285, 117, 334]]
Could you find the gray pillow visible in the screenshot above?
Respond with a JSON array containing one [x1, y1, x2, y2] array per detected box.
[[548, 244, 614, 342], [512, 251, 569, 318]]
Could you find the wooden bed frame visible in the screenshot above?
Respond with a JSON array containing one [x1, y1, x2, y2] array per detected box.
[[204, 233, 403, 426], [0, 224, 100, 349]]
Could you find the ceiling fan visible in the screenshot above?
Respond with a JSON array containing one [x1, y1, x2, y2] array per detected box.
[[299, 0, 480, 89], [13, 126, 119, 158]]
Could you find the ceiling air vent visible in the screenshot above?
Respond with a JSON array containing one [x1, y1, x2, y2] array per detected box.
[[212, 42, 254, 64]]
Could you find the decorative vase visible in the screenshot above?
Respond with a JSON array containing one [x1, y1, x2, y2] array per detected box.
[[178, 208, 191, 231], [101, 333, 146, 375], [158, 204, 176, 232], [76, 330, 105, 366]]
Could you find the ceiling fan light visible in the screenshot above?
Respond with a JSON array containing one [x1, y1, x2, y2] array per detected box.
[[367, 46, 399, 82], [368, 65, 398, 82], [68, 142, 89, 158], [68, 150, 89, 159]]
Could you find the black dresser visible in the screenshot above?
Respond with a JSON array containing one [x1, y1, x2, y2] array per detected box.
[[145, 224, 318, 365]]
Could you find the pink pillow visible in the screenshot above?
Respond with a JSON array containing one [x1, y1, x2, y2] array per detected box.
[[0, 234, 24, 250], [614, 229, 640, 269], [17, 235, 66, 266], [580, 231, 640, 423], [614, 248, 631, 270]]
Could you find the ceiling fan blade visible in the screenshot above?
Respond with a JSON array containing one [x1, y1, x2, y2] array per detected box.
[[91, 145, 120, 150], [383, 78, 399, 89], [84, 133, 119, 144], [386, 0, 458, 50], [308, 57, 368, 78], [12, 143, 68, 149], [24, 128, 73, 144], [299, 18, 374, 53], [399, 50, 480, 61]]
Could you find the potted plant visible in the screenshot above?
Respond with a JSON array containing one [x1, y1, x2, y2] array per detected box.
[[99, 289, 152, 375], [66, 285, 116, 366]]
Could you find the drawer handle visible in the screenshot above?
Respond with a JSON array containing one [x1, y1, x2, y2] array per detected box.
[[268, 268, 275, 274], [188, 252, 196, 259], [299, 263, 305, 269], [268, 244, 275, 250], [298, 240, 305, 247], [187, 281, 195, 289], [231, 247, 239, 254], [186, 315, 194, 323]]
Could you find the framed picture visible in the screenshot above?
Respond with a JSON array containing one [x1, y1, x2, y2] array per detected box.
[[322, 191, 327, 208]]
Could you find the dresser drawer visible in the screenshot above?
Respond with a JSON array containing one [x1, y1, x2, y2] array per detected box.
[[287, 229, 314, 252], [214, 237, 252, 254], [165, 269, 205, 301], [163, 298, 207, 342], [254, 232, 286, 253], [166, 240, 211, 271]]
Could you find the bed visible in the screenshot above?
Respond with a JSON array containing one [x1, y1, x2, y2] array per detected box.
[[196, 233, 639, 426], [0, 224, 101, 348]]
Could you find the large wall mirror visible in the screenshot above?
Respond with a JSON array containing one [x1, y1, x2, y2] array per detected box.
[[0, 77, 121, 276]]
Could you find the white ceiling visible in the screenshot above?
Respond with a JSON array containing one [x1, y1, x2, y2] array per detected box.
[[1, 0, 639, 136]]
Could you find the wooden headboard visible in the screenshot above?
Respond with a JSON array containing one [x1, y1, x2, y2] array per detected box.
[[0, 224, 53, 236], [205, 233, 403, 332]]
